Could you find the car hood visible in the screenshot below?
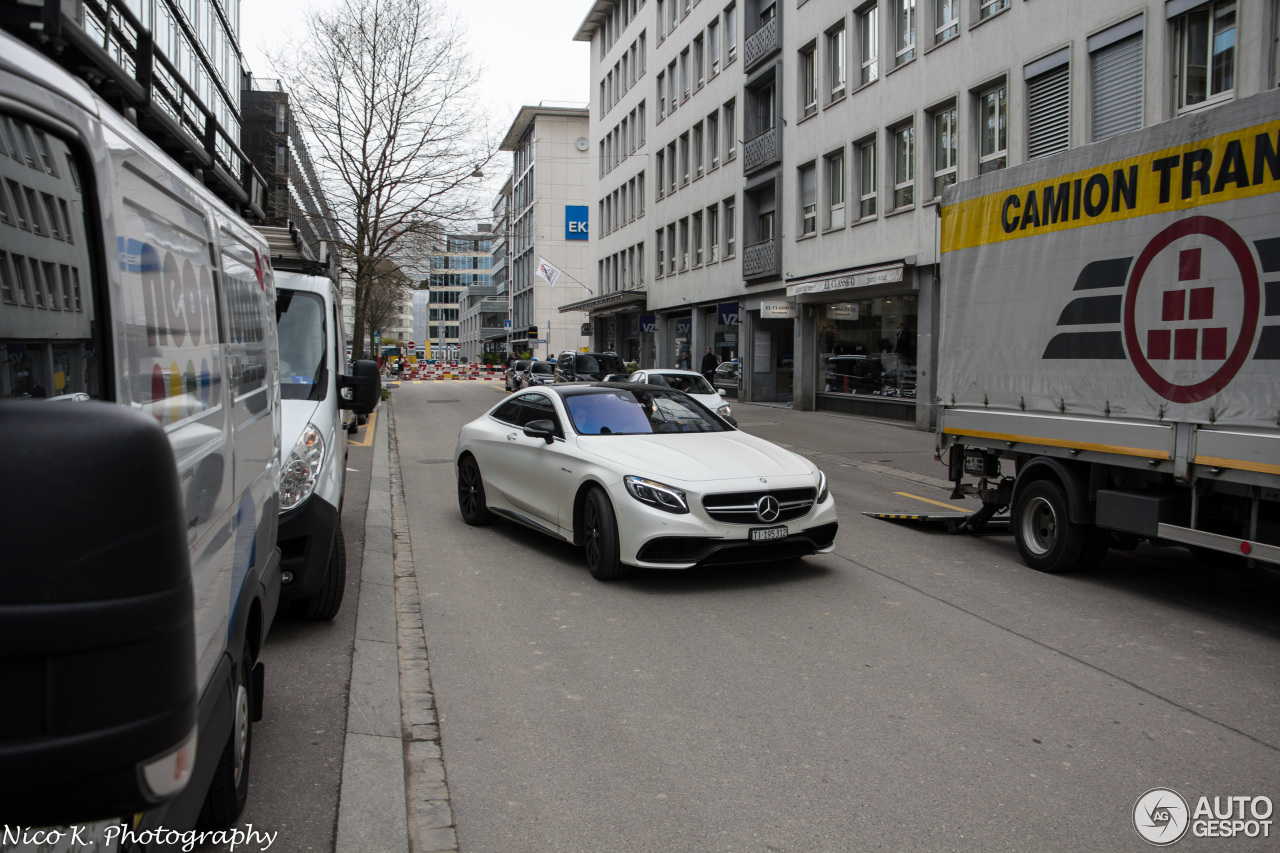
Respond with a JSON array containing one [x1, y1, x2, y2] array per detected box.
[[575, 430, 813, 483]]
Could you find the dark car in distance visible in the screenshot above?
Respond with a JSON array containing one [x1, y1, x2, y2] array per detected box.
[[554, 351, 627, 383], [505, 359, 530, 392], [520, 361, 556, 389]]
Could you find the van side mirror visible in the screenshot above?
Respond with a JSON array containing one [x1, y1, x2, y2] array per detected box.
[[0, 402, 197, 826], [339, 359, 381, 414]]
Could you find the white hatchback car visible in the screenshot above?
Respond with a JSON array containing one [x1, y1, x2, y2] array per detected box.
[[455, 383, 838, 579], [628, 368, 736, 425]]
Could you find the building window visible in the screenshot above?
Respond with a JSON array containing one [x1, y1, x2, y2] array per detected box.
[[658, 0, 667, 40], [724, 197, 736, 256], [668, 60, 678, 111], [726, 3, 738, 61], [638, 171, 646, 214], [1090, 20, 1143, 142], [1027, 57, 1070, 160], [826, 149, 846, 228], [668, 141, 677, 194], [978, 82, 1007, 173], [667, 224, 677, 274], [657, 71, 666, 117], [799, 162, 817, 236], [708, 204, 720, 261], [638, 101, 646, 143], [979, 0, 1008, 22], [693, 122, 704, 177], [893, 121, 915, 209], [935, 0, 958, 44], [656, 228, 665, 274], [801, 44, 818, 118], [1175, 0, 1236, 112], [692, 210, 704, 265], [681, 49, 690, 100], [858, 137, 878, 218], [753, 80, 776, 136], [896, 0, 916, 66], [639, 32, 647, 74], [655, 150, 665, 198], [708, 111, 720, 168], [709, 19, 721, 75], [725, 100, 737, 159], [694, 35, 705, 89], [931, 104, 957, 198], [680, 133, 690, 185], [859, 3, 879, 84], [828, 23, 847, 101]]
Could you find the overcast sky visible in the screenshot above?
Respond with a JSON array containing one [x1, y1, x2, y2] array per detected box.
[[240, 0, 591, 135]]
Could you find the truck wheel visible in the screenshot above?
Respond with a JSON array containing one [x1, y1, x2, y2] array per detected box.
[[293, 527, 347, 620], [1013, 480, 1108, 573], [198, 643, 254, 828]]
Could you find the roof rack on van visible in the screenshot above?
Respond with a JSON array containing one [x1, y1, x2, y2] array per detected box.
[[258, 222, 339, 281]]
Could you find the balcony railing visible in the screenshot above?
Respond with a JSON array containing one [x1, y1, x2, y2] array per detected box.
[[743, 239, 779, 279], [743, 126, 780, 174], [744, 16, 780, 70]]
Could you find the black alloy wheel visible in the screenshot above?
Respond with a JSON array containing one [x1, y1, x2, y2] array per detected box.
[[457, 456, 493, 525], [583, 486, 629, 580]]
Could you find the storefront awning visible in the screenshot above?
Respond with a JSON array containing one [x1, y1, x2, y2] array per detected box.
[[558, 287, 647, 314], [785, 262, 904, 297]]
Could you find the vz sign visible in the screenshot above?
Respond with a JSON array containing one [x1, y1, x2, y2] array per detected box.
[[566, 205, 589, 241]]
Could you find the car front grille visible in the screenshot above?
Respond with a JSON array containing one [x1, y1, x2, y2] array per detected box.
[[701, 487, 817, 524]]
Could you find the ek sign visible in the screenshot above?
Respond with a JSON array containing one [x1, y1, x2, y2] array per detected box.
[[566, 205, 589, 240]]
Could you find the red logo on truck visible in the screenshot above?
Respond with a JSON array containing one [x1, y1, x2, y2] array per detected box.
[[1122, 217, 1261, 404]]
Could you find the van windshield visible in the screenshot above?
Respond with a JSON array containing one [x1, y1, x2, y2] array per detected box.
[[276, 290, 327, 400]]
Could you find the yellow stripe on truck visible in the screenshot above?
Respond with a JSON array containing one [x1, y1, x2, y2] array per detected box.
[[942, 118, 1280, 253], [1192, 455, 1280, 477], [942, 427, 1172, 460]]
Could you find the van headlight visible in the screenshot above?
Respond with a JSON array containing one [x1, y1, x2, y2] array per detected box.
[[816, 470, 829, 503], [624, 475, 689, 514], [281, 424, 325, 511], [716, 403, 732, 417]]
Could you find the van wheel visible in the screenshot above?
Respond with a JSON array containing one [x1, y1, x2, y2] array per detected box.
[[1013, 480, 1108, 573], [583, 487, 630, 580], [198, 642, 253, 828], [347, 417, 358, 435], [293, 527, 347, 620]]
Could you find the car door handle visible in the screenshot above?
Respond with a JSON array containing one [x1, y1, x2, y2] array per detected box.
[[506, 432, 518, 441]]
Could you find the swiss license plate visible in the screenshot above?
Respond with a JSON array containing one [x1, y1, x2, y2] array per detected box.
[[750, 525, 789, 542]]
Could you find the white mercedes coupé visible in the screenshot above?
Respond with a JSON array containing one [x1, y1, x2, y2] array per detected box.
[[454, 383, 838, 579]]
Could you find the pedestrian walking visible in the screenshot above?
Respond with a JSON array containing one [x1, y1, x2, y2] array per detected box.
[[701, 347, 718, 384]]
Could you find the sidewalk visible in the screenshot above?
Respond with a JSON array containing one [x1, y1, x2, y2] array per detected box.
[[332, 400, 948, 853]]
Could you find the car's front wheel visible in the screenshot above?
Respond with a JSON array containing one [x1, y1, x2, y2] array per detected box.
[[583, 486, 630, 580], [457, 455, 494, 525]]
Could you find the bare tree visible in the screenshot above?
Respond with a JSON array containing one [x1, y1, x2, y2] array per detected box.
[[360, 262, 411, 349], [272, 0, 493, 359]]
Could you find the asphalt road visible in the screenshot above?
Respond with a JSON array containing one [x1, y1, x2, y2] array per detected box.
[[388, 380, 1278, 853]]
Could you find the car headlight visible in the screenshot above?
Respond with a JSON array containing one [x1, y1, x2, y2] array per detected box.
[[816, 470, 829, 504], [716, 404, 732, 417], [624, 475, 689, 514], [281, 423, 325, 511]]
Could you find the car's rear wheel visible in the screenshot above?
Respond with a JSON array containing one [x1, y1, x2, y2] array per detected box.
[[457, 456, 493, 525], [583, 486, 629, 580]]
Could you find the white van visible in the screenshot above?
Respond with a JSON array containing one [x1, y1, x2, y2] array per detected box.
[[273, 263, 380, 620], [0, 31, 278, 830]]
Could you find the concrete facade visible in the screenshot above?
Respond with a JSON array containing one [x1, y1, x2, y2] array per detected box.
[[577, 0, 1279, 428], [500, 106, 594, 362]]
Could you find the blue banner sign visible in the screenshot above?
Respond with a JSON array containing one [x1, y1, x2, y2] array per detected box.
[[565, 205, 589, 240], [717, 302, 740, 326], [639, 315, 657, 333]]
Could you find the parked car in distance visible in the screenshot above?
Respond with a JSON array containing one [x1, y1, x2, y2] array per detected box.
[[555, 351, 627, 383], [628, 369, 736, 425], [455, 384, 836, 579], [521, 361, 556, 388], [714, 361, 741, 383], [506, 359, 530, 392]]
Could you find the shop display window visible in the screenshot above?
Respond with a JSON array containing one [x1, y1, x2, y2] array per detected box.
[[817, 295, 917, 398]]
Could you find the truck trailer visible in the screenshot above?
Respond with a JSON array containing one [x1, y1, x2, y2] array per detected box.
[[935, 89, 1279, 573]]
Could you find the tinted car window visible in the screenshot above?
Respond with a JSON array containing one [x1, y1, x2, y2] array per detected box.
[[529, 362, 554, 375], [576, 354, 624, 374], [564, 388, 730, 435], [492, 398, 523, 424], [517, 393, 561, 435]]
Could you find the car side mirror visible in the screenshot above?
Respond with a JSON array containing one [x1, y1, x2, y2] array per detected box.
[[523, 419, 557, 444], [339, 359, 381, 414], [0, 402, 197, 826], [718, 389, 727, 396]]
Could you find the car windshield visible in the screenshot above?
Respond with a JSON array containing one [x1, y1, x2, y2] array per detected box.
[[513, 360, 529, 371], [648, 372, 716, 395], [530, 362, 554, 375], [276, 290, 326, 401], [576, 354, 625, 374], [564, 389, 730, 435]]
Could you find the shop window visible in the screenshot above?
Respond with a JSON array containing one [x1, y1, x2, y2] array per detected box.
[[817, 295, 918, 400]]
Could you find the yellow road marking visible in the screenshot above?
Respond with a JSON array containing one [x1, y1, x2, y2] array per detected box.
[[347, 411, 377, 447], [893, 491, 971, 513]]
